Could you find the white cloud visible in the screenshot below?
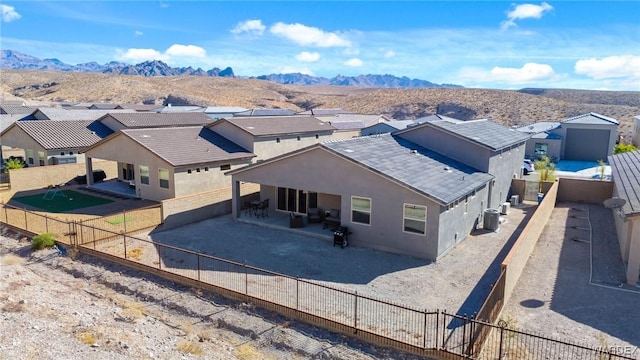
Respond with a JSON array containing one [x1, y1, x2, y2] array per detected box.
[[458, 63, 557, 84], [295, 51, 320, 62], [270, 22, 351, 48], [117, 48, 166, 63], [383, 50, 396, 58], [1, 4, 21, 22], [344, 58, 363, 67], [574, 55, 640, 79], [134, 30, 143, 36], [231, 19, 265, 36], [166, 44, 206, 58], [501, 2, 553, 30]]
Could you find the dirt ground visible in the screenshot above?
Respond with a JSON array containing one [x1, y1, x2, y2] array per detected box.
[[0, 231, 426, 360], [500, 202, 640, 356]]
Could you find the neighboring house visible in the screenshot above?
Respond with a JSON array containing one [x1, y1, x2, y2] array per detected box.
[[89, 103, 123, 110], [608, 150, 640, 285], [235, 108, 297, 117], [207, 116, 336, 162], [228, 118, 528, 260], [204, 106, 249, 120], [83, 126, 255, 201], [632, 115, 640, 147], [0, 120, 113, 166], [361, 120, 419, 136], [296, 108, 354, 116], [515, 112, 619, 162], [0, 105, 39, 115], [316, 114, 391, 138], [153, 105, 206, 113], [20, 107, 135, 121], [120, 104, 161, 112], [97, 112, 214, 132]]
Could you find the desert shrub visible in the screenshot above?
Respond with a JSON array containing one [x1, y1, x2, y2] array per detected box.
[[176, 340, 203, 355], [31, 233, 56, 250], [4, 158, 25, 173], [614, 143, 638, 154]]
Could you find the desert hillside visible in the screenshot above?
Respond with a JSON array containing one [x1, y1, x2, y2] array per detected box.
[[1, 70, 638, 137]]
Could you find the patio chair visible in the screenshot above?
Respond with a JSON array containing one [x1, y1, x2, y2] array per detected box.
[[243, 201, 254, 217], [256, 198, 269, 218], [323, 208, 341, 229], [307, 207, 324, 224], [289, 212, 304, 228]]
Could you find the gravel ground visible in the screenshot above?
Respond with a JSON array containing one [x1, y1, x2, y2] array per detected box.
[[0, 231, 427, 360], [500, 203, 640, 355]]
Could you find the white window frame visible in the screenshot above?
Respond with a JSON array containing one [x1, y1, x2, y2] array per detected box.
[[158, 168, 170, 189], [139, 165, 150, 185], [351, 196, 372, 226], [403, 203, 427, 236]]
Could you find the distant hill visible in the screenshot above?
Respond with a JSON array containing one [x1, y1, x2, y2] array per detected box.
[[254, 73, 462, 89], [1, 50, 461, 89], [0, 50, 235, 77]]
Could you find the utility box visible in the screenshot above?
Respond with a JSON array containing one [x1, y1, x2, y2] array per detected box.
[[510, 195, 519, 206], [501, 202, 510, 215], [484, 209, 500, 231]]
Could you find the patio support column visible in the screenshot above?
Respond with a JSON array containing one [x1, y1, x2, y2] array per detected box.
[[86, 157, 94, 185], [232, 179, 241, 218]]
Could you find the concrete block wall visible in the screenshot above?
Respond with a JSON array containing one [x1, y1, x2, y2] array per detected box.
[[8, 160, 118, 192]]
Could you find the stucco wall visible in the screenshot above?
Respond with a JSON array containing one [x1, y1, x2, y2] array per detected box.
[[555, 122, 618, 159], [633, 117, 640, 147], [99, 116, 126, 132], [502, 180, 559, 303], [487, 143, 526, 208], [611, 182, 640, 285], [524, 138, 561, 160], [232, 147, 445, 259], [8, 160, 118, 191], [209, 121, 255, 152], [557, 177, 613, 204], [173, 161, 250, 197], [252, 132, 333, 162], [2, 125, 46, 167], [396, 126, 492, 172], [161, 183, 259, 229]]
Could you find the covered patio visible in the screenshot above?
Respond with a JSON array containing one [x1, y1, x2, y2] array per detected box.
[[236, 208, 335, 242]]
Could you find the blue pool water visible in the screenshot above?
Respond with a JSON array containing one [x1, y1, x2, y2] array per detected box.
[[555, 160, 603, 172]]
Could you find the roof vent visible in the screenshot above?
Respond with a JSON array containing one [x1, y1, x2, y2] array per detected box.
[[444, 166, 452, 172], [410, 149, 418, 154], [344, 149, 354, 153]]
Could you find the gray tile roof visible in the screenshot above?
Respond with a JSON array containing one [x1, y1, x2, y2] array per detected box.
[[154, 105, 206, 113], [322, 134, 493, 204], [119, 104, 161, 112], [235, 108, 296, 116], [23, 108, 135, 121], [316, 114, 386, 127], [7, 120, 113, 150], [414, 114, 462, 123], [204, 106, 248, 113], [608, 150, 640, 216], [563, 112, 619, 125], [89, 103, 121, 109], [101, 112, 214, 128], [209, 116, 335, 136], [120, 126, 254, 166], [0, 105, 39, 115], [297, 108, 354, 115], [0, 114, 23, 133], [362, 120, 416, 133], [330, 121, 367, 130], [411, 118, 531, 151], [514, 121, 561, 134]]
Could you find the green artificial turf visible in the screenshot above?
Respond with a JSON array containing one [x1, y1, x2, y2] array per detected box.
[[105, 215, 133, 224], [13, 190, 113, 213]]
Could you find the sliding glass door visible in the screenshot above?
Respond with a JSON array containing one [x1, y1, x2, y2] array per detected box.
[[277, 187, 317, 214]]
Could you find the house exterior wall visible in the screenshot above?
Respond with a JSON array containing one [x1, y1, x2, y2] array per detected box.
[[233, 147, 466, 260], [1, 125, 46, 167], [554, 122, 618, 160], [208, 122, 256, 152], [612, 182, 640, 285], [396, 126, 492, 172], [99, 116, 126, 132], [523, 138, 561, 160], [487, 143, 526, 208], [329, 130, 362, 139], [84, 135, 176, 201], [173, 161, 249, 197], [361, 124, 396, 136], [252, 132, 334, 162]]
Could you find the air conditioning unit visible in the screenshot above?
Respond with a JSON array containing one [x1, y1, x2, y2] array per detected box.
[[510, 195, 519, 206], [484, 209, 500, 231], [501, 202, 510, 215]]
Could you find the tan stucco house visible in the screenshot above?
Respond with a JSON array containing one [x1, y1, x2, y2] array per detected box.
[[83, 126, 255, 201], [608, 150, 640, 285]]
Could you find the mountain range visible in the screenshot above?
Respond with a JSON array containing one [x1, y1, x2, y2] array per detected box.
[[0, 50, 461, 89]]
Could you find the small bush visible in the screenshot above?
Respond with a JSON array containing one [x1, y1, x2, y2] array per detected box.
[[31, 233, 56, 251], [176, 340, 203, 356]]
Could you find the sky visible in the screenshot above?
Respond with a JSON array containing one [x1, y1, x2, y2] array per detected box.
[[1, 1, 639, 91]]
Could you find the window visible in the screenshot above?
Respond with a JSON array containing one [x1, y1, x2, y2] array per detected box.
[[315, 134, 319, 139], [276, 138, 280, 143], [196, 168, 200, 173], [403, 204, 427, 235], [204, 167, 209, 171], [534, 143, 548, 156], [60, 152, 65, 156], [139, 165, 149, 185], [351, 196, 371, 225], [26, 149, 34, 165], [464, 196, 469, 214], [38, 151, 45, 166], [220, 164, 231, 171], [187, 169, 192, 174], [297, 136, 301, 141], [159, 168, 169, 188]]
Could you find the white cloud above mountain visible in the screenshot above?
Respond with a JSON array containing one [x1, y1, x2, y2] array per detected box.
[[1, 4, 21, 22], [501, 2, 553, 30], [270, 22, 351, 48], [574, 55, 640, 79], [231, 19, 266, 36], [295, 52, 320, 62]]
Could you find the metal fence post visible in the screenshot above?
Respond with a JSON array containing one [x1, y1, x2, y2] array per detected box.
[[197, 253, 201, 281], [435, 310, 440, 350], [45, 215, 48, 233], [123, 233, 127, 259], [423, 309, 428, 349], [123, 209, 127, 233], [23, 207, 27, 230], [462, 314, 467, 354], [498, 319, 507, 359], [158, 245, 161, 270], [353, 291, 358, 333], [244, 261, 248, 295], [296, 278, 299, 310], [4, 202, 8, 224]]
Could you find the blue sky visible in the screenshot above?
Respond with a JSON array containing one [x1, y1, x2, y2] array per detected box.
[[1, 1, 639, 90]]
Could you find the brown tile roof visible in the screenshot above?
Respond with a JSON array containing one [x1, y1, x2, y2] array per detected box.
[[0, 105, 39, 115], [209, 116, 335, 136], [120, 126, 255, 166], [7, 120, 113, 150], [102, 112, 213, 128]]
